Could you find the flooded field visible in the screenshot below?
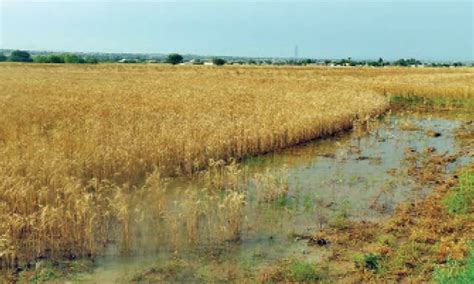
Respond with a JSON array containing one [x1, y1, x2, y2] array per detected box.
[[75, 110, 472, 282]]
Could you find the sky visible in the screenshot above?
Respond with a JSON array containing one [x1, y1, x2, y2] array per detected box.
[[0, 0, 472, 60]]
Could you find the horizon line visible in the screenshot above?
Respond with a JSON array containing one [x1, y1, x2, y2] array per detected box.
[[0, 47, 472, 62]]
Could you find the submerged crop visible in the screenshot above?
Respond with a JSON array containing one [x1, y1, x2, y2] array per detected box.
[[0, 64, 472, 282]]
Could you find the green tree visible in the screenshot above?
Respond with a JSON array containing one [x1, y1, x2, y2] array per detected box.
[[9, 50, 33, 62], [63, 54, 85, 64], [165, 53, 183, 65], [48, 55, 65, 63], [394, 58, 421, 66], [85, 57, 99, 64], [0, 54, 7, 62], [394, 59, 408, 66], [212, 58, 226, 66], [33, 55, 50, 63], [406, 58, 421, 65]]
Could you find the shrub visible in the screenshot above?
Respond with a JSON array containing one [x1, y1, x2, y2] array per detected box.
[[354, 253, 381, 272], [0, 54, 7, 62]]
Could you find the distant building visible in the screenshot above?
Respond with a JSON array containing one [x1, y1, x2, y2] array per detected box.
[[203, 62, 214, 66], [188, 59, 204, 65], [118, 58, 137, 63]]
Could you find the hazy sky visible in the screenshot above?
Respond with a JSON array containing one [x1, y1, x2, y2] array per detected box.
[[1, 0, 472, 60]]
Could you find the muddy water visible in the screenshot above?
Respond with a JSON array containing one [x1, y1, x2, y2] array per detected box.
[[78, 111, 471, 283]]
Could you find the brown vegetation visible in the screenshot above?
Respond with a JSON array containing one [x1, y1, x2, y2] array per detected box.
[[300, 149, 473, 282]]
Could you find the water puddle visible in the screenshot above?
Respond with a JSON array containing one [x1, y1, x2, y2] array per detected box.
[[77, 111, 472, 282]]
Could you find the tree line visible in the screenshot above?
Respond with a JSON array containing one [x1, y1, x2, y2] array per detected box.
[[0, 50, 98, 64], [164, 53, 225, 65], [0, 50, 469, 67]]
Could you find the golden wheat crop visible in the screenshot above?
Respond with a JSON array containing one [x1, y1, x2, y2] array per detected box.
[[0, 63, 472, 267]]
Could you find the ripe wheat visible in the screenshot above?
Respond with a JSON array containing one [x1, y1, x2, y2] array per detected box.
[[0, 63, 472, 267]]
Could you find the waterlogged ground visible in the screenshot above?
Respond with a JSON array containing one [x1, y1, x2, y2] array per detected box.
[[72, 111, 471, 282]]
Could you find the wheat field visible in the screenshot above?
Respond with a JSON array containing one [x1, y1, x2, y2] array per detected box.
[[0, 63, 473, 267]]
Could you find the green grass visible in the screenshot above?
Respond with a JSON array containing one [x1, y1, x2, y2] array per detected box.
[[434, 250, 474, 284], [29, 268, 59, 283], [263, 259, 327, 282], [15, 259, 94, 283], [390, 95, 474, 109], [289, 261, 322, 282], [443, 171, 474, 214], [435, 169, 473, 283]]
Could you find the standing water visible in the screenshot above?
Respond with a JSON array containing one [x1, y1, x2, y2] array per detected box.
[[78, 111, 472, 282]]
